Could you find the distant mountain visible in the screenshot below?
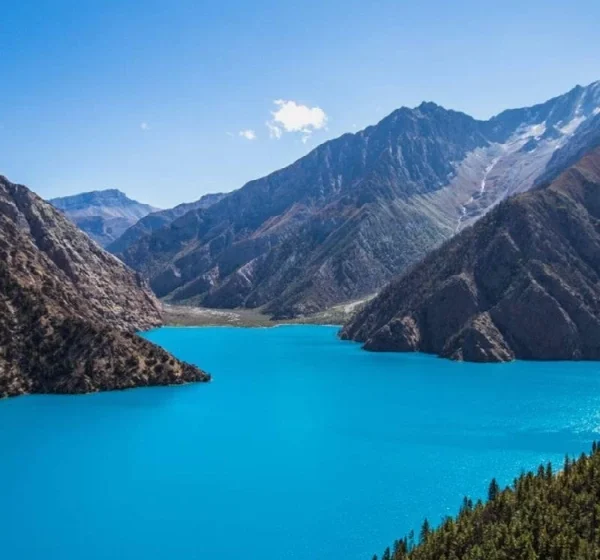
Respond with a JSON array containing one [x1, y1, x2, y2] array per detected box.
[[0, 176, 208, 397], [108, 192, 225, 255], [50, 189, 160, 247], [341, 147, 600, 362], [119, 81, 600, 318]]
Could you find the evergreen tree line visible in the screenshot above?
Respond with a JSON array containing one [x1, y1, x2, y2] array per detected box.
[[373, 443, 600, 560]]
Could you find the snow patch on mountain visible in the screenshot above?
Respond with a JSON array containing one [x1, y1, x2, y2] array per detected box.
[[453, 96, 598, 233], [560, 115, 587, 135]]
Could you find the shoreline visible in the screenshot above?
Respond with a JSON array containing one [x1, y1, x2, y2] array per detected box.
[[161, 300, 370, 328], [159, 323, 343, 329]]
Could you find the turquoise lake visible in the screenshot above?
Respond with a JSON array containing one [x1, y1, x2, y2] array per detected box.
[[1, 325, 600, 559]]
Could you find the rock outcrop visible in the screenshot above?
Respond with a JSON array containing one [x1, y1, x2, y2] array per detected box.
[[341, 147, 600, 362], [118, 82, 600, 318], [0, 176, 209, 397]]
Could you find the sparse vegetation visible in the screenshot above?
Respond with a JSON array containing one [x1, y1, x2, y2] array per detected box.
[[0, 176, 209, 397], [161, 298, 372, 328]]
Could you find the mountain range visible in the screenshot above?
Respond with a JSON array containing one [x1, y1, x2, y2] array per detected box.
[[0, 177, 208, 397], [2, 80, 599, 393], [110, 81, 600, 318], [342, 147, 600, 362], [50, 189, 160, 247]]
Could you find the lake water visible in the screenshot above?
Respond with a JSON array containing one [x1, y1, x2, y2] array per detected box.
[[1, 325, 600, 559]]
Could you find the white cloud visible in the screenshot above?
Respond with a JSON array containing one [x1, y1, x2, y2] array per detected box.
[[140, 122, 149, 131], [239, 129, 257, 140], [266, 99, 327, 141]]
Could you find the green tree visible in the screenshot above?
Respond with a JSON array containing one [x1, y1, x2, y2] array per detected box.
[[419, 519, 430, 544], [487, 478, 500, 502]]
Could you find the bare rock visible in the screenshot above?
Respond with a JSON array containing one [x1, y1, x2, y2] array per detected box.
[[342, 147, 600, 362], [0, 176, 209, 397]]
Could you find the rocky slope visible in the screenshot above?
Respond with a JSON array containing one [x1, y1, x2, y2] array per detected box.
[[0, 176, 208, 397], [341, 147, 600, 362], [50, 189, 159, 246], [119, 81, 600, 318], [107, 192, 225, 255]]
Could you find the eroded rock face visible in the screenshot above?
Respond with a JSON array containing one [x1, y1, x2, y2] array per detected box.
[[117, 82, 600, 318], [445, 313, 514, 363], [341, 147, 600, 362], [0, 177, 209, 397], [362, 316, 421, 352], [119, 104, 485, 317]]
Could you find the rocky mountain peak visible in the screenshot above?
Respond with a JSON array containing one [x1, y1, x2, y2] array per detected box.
[[416, 100, 443, 113], [51, 188, 140, 209], [50, 188, 160, 247], [116, 81, 600, 319]]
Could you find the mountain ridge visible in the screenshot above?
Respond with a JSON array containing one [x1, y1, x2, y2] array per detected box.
[[107, 191, 225, 255], [341, 146, 600, 362], [117, 81, 600, 318]]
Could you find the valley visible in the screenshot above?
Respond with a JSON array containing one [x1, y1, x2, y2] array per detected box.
[[105, 82, 600, 320], [4, 5, 600, 560], [162, 296, 371, 327]]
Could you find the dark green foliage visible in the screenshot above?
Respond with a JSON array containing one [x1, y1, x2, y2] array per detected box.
[[373, 444, 600, 560], [488, 478, 500, 501], [419, 519, 431, 544]]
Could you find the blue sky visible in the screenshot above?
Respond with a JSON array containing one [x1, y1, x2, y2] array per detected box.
[[1, 0, 599, 207]]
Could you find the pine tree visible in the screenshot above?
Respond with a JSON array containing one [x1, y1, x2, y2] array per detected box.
[[407, 530, 414, 552], [564, 455, 571, 476], [460, 496, 473, 515], [419, 519, 431, 544], [488, 478, 500, 502]]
